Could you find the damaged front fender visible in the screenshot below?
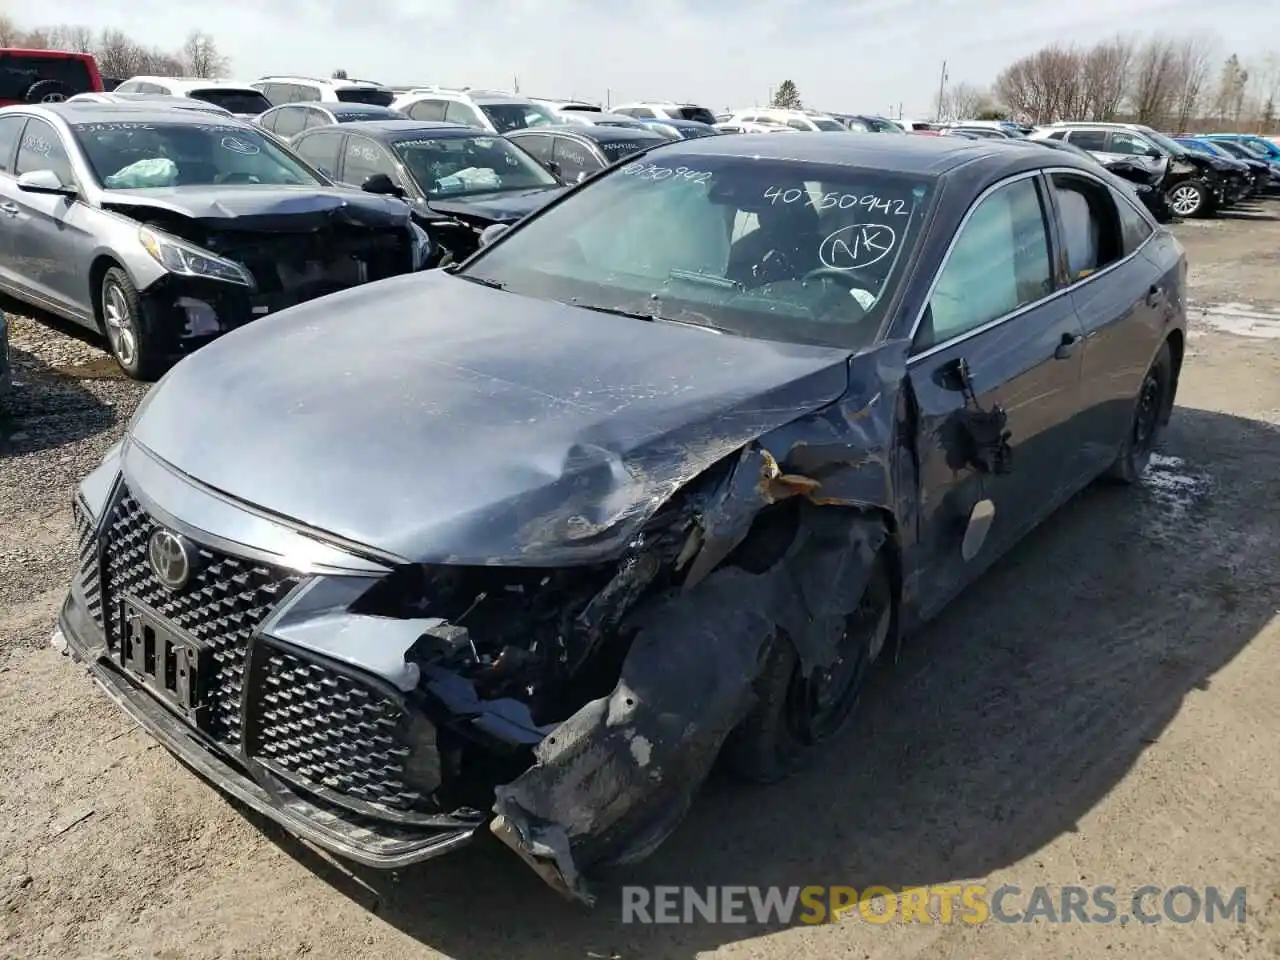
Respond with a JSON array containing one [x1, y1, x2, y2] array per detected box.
[[491, 506, 888, 903], [490, 342, 909, 904]]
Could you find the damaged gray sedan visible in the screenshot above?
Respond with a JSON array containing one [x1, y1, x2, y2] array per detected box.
[[0, 103, 430, 379], [56, 133, 1187, 903]]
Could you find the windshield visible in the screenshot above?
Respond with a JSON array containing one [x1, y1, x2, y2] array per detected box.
[[479, 101, 558, 132], [1237, 139, 1272, 158], [812, 118, 845, 131], [72, 121, 321, 189], [460, 154, 934, 349], [336, 87, 394, 106], [189, 89, 273, 115], [391, 134, 559, 198]]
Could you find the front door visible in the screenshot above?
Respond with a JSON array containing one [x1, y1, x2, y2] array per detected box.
[[1, 117, 95, 317], [908, 173, 1087, 619]]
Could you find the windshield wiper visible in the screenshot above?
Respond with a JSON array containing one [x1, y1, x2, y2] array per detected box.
[[575, 301, 729, 335], [454, 273, 505, 290], [668, 268, 742, 290], [575, 303, 658, 322]]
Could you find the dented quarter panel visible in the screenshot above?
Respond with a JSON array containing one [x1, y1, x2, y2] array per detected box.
[[128, 270, 855, 564]]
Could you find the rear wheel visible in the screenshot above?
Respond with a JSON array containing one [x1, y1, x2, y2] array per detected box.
[[1104, 342, 1173, 485], [722, 554, 893, 783], [23, 79, 71, 104], [1166, 180, 1210, 218]]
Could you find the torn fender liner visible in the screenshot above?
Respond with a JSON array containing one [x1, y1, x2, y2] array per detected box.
[[491, 504, 887, 904]]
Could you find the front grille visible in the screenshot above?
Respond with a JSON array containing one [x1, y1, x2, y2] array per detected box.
[[101, 488, 302, 745], [250, 645, 431, 814], [72, 498, 103, 628]]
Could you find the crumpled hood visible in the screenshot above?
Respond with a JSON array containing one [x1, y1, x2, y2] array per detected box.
[[128, 272, 852, 564], [103, 184, 411, 231], [427, 186, 566, 225]]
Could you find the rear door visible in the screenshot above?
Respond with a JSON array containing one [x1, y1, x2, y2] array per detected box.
[[1045, 170, 1176, 472], [908, 173, 1087, 617]]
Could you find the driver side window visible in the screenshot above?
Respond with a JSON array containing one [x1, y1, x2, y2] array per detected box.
[[917, 177, 1052, 353], [15, 118, 74, 186], [341, 136, 396, 188]]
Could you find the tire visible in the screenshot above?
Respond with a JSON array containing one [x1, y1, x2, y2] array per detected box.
[[1103, 341, 1174, 485], [99, 267, 165, 380], [23, 79, 72, 104], [721, 553, 893, 783], [1165, 179, 1210, 218]]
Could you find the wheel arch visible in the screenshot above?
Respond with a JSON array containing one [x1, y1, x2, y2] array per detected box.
[[726, 498, 904, 655], [88, 255, 127, 332]]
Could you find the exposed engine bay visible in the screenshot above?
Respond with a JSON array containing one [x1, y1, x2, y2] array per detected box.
[[111, 205, 414, 345]]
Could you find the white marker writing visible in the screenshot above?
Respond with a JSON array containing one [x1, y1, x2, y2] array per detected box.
[[818, 223, 897, 270]]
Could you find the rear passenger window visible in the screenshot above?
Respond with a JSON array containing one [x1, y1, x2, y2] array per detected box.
[[444, 102, 484, 127], [1066, 130, 1106, 151], [0, 115, 25, 173], [1111, 189, 1154, 255], [407, 99, 447, 121], [918, 178, 1051, 351], [1050, 173, 1124, 281], [272, 106, 307, 137], [294, 131, 342, 177]]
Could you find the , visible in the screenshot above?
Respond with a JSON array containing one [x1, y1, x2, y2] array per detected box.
[[0, 103, 428, 379], [55, 132, 1187, 906]]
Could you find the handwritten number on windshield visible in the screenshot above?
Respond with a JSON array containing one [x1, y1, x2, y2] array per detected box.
[[620, 161, 712, 184], [763, 185, 909, 215]]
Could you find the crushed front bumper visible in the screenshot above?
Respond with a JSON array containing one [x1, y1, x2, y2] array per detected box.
[[55, 588, 485, 869]]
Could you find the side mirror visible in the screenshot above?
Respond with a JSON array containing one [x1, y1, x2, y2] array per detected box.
[[316, 166, 334, 179], [544, 160, 561, 175], [1146, 148, 1163, 159], [17, 169, 76, 197], [362, 172, 404, 197], [478, 223, 510, 248]]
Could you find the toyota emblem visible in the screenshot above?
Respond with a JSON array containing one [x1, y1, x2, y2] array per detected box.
[[147, 528, 193, 591]]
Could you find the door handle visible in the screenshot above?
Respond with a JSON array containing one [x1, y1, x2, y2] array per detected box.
[[1054, 332, 1079, 360], [1145, 285, 1162, 308], [0, 201, 18, 216]]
